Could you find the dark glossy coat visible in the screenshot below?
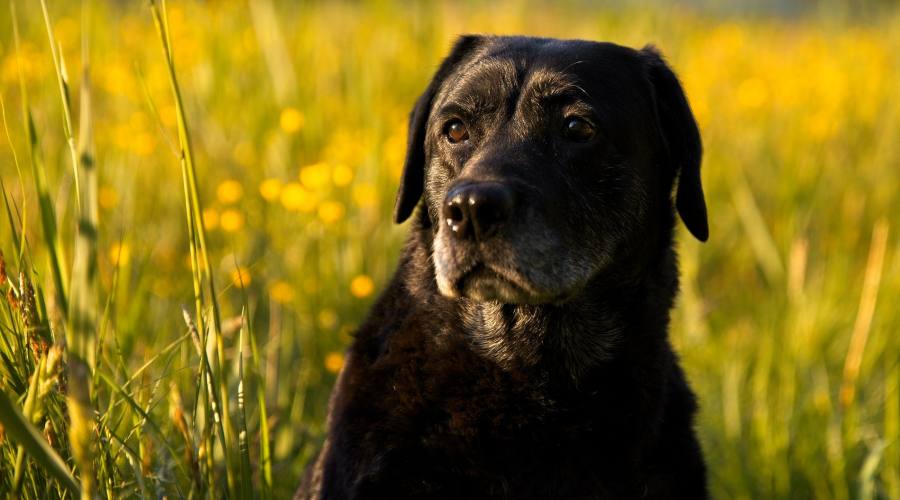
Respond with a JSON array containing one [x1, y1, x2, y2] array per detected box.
[[297, 35, 709, 500]]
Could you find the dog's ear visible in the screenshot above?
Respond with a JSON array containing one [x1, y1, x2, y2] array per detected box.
[[393, 35, 484, 224], [640, 45, 709, 242]]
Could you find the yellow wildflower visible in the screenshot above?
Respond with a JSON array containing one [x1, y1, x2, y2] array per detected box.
[[202, 208, 220, 230], [217, 180, 244, 204], [736, 77, 768, 110], [259, 178, 283, 201], [102, 64, 132, 95], [281, 182, 317, 212], [300, 162, 331, 191], [324, 351, 345, 374], [318, 308, 338, 330], [332, 164, 354, 186], [110, 243, 131, 267], [318, 201, 345, 224], [133, 132, 156, 156], [220, 209, 245, 232], [350, 275, 375, 298], [280, 107, 305, 133], [231, 267, 251, 288], [269, 281, 296, 304]]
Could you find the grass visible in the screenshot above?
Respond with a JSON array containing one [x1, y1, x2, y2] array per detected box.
[[0, 0, 898, 498]]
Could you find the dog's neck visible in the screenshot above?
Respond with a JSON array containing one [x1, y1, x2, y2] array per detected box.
[[457, 292, 625, 381], [455, 271, 674, 384]]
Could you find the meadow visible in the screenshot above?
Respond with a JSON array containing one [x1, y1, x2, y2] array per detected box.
[[0, 0, 897, 498]]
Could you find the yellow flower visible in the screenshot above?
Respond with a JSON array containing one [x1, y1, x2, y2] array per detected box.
[[98, 186, 119, 210], [352, 183, 378, 208], [300, 162, 332, 191], [269, 281, 296, 304], [102, 64, 132, 95], [318, 201, 345, 224], [280, 182, 317, 212], [332, 164, 354, 187], [736, 77, 768, 110], [217, 180, 244, 204], [259, 178, 283, 201], [324, 351, 345, 374], [133, 132, 157, 156], [231, 267, 252, 288], [220, 209, 245, 232], [350, 275, 375, 298], [110, 242, 131, 267], [280, 107, 305, 133], [202, 208, 220, 230], [318, 308, 338, 330]]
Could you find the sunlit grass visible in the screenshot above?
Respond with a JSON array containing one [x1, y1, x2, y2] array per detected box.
[[0, 1, 898, 498]]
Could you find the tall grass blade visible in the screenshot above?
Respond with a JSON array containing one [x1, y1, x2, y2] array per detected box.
[[242, 282, 272, 497], [237, 308, 253, 498], [39, 0, 81, 212], [0, 93, 28, 263], [149, 0, 236, 493], [0, 390, 80, 496], [839, 219, 888, 408], [95, 370, 188, 479], [59, 1, 101, 497], [12, 354, 46, 494], [731, 171, 784, 286], [11, 0, 69, 318]]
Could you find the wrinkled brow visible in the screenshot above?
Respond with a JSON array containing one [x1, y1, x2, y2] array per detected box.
[[522, 68, 591, 106], [436, 58, 520, 116]]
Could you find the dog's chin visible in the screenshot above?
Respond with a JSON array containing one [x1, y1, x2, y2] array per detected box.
[[437, 263, 564, 305], [458, 265, 529, 303]]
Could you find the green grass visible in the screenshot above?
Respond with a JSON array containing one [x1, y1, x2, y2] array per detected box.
[[0, 0, 898, 498]]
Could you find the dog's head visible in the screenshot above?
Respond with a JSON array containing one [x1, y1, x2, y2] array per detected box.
[[394, 36, 707, 304]]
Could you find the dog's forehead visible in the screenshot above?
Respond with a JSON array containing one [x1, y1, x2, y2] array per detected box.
[[435, 37, 646, 112]]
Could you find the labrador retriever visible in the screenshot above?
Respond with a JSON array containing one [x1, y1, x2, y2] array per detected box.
[[296, 35, 709, 499]]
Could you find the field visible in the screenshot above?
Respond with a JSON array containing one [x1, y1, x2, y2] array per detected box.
[[0, 0, 898, 498]]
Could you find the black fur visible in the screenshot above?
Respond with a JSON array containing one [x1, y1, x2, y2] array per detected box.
[[297, 35, 708, 499]]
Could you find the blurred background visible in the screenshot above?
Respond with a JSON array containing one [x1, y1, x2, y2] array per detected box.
[[0, 0, 897, 498]]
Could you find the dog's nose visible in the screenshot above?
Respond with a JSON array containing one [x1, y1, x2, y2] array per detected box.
[[443, 182, 514, 241]]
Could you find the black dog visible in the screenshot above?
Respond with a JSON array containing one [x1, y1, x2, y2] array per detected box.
[[296, 35, 709, 499]]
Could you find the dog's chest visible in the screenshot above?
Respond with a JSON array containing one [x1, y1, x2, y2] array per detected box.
[[364, 324, 632, 457]]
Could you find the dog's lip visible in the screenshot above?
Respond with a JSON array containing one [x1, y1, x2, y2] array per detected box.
[[456, 262, 538, 296], [450, 259, 585, 304]]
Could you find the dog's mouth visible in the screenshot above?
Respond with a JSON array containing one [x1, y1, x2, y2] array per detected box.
[[443, 261, 559, 304], [432, 225, 592, 304]]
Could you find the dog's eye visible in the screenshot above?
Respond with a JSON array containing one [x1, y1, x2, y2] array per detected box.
[[563, 117, 595, 142], [445, 119, 470, 144]]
